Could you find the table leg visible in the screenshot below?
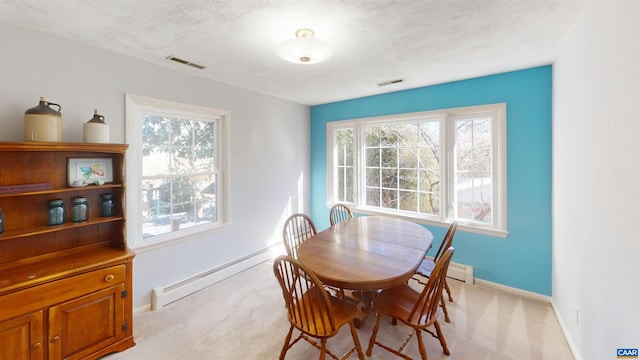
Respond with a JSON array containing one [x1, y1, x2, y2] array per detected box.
[[347, 290, 376, 328]]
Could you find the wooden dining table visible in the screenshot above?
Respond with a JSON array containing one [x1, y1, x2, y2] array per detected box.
[[297, 215, 433, 326]]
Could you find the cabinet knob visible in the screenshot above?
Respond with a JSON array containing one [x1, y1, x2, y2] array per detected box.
[[104, 274, 115, 282], [51, 336, 61, 343], [32, 342, 42, 349]]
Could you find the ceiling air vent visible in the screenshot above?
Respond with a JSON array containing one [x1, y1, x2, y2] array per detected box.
[[377, 78, 405, 87], [166, 55, 206, 70]]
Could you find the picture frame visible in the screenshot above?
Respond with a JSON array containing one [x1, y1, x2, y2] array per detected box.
[[68, 158, 113, 186]]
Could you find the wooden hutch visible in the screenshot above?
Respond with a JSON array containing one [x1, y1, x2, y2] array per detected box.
[[0, 142, 135, 359]]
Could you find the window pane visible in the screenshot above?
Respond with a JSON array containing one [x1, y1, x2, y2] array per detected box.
[[365, 127, 380, 147], [142, 115, 170, 146], [418, 146, 439, 170], [366, 148, 380, 167], [198, 199, 216, 223], [194, 120, 215, 146], [417, 122, 439, 147], [366, 168, 380, 187], [366, 188, 380, 206], [170, 147, 192, 173], [399, 191, 417, 212], [171, 177, 195, 205], [419, 191, 439, 215], [142, 146, 170, 176], [142, 178, 172, 239], [381, 168, 397, 188], [172, 118, 194, 146], [337, 140, 346, 166], [455, 117, 492, 224], [399, 147, 417, 168], [419, 169, 439, 192], [381, 148, 397, 168], [175, 202, 196, 231], [345, 167, 354, 202], [381, 189, 397, 209], [380, 125, 397, 146], [336, 128, 353, 166], [334, 128, 354, 203], [399, 169, 417, 190], [199, 175, 217, 223], [194, 146, 215, 172]]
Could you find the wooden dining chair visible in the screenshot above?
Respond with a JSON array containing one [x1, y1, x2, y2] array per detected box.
[[283, 213, 344, 298], [366, 247, 455, 360], [282, 213, 317, 259], [273, 255, 365, 360], [413, 221, 457, 322], [329, 204, 353, 226]]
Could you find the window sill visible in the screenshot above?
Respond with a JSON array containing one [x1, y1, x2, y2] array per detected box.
[[130, 222, 231, 253], [347, 207, 508, 238]]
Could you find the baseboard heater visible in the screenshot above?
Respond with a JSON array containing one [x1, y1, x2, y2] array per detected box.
[[446, 260, 474, 284], [151, 250, 474, 310], [151, 247, 274, 310]]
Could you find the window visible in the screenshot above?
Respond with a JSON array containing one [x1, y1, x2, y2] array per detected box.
[[327, 104, 506, 237], [126, 94, 229, 248]]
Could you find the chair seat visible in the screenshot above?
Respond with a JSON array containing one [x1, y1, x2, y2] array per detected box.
[[366, 248, 454, 360], [274, 255, 365, 359], [290, 289, 360, 337], [416, 258, 435, 276], [373, 284, 436, 326]]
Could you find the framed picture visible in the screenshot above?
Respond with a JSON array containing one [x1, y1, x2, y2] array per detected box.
[[68, 158, 113, 186]]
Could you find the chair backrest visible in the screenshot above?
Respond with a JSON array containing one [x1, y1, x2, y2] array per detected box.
[[273, 255, 337, 336], [282, 214, 317, 259], [329, 203, 353, 226], [408, 247, 455, 326], [432, 221, 457, 262]]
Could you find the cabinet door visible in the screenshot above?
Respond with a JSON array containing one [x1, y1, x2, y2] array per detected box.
[[48, 284, 125, 360], [0, 311, 44, 360]]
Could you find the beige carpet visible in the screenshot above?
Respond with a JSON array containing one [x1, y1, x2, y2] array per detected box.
[[104, 261, 573, 359]]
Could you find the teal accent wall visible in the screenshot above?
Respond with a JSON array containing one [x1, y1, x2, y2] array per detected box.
[[310, 66, 552, 295]]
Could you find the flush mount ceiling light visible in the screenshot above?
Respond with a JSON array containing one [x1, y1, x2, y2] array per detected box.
[[276, 28, 333, 64]]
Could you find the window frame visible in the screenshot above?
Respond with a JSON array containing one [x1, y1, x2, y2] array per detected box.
[[326, 103, 507, 238], [125, 94, 230, 250]]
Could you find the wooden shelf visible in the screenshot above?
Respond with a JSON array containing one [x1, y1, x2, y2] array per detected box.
[[0, 141, 127, 153], [0, 183, 123, 198], [0, 216, 124, 241]]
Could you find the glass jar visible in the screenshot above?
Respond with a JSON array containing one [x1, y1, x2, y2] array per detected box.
[[0, 207, 4, 233], [71, 197, 88, 222], [101, 194, 114, 217], [47, 199, 66, 225]]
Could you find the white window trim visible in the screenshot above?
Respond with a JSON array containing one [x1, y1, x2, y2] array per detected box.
[[125, 94, 230, 250], [326, 104, 507, 238]]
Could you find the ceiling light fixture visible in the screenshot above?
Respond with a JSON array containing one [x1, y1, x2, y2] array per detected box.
[[276, 29, 333, 65]]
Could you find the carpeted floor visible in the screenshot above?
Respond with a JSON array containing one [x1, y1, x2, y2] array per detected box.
[[104, 261, 573, 359]]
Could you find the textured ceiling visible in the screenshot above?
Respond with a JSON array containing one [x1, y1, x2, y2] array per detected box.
[[0, 0, 589, 105]]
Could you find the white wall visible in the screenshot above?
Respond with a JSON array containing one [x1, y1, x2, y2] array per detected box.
[[0, 22, 311, 309], [553, 2, 640, 359]]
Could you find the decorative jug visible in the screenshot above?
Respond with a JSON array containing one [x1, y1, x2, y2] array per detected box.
[[24, 97, 62, 142], [83, 109, 109, 143]]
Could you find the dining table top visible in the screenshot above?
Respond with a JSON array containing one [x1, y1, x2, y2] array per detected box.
[[297, 215, 433, 291]]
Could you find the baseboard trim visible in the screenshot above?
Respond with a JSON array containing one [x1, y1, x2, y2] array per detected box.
[[474, 278, 551, 303], [550, 299, 582, 360], [150, 245, 277, 310], [133, 304, 151, 315]]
